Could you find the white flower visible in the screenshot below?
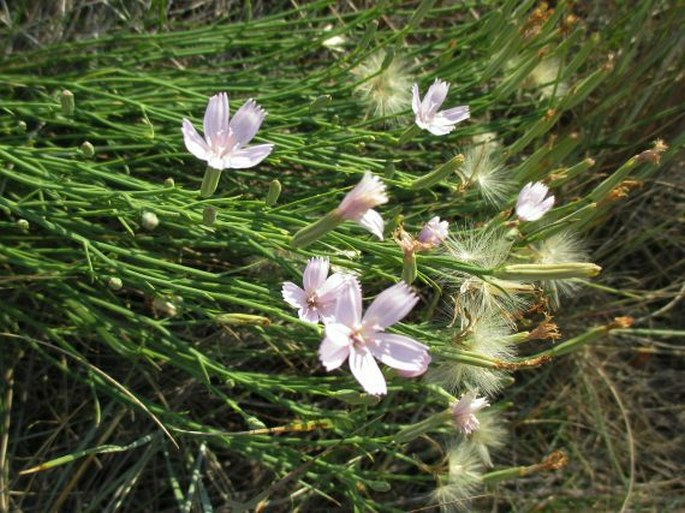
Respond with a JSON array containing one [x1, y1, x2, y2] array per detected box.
[[182, 92, 273, 170], [281, 257, 350, 323], [452, 390, 490, 435], [319, 281, 431, 395], [515, 182, 555, 221], [336, 172, 389, 239], [417, 216, 449, 247], [412, 79, 470, 136]]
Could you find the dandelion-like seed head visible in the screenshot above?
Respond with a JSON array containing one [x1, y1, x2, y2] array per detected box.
[[432, 444, 483, 512], [535, 231, 589, 308], [445, 227, 511, 269], [352, 51, 412, 120], [429, 314, 516, 396], [461, 144, 512, 206], [469, 409, 508, 467], [537, 231, 588, 265], [443, 229, 531, 324], [528, 57, 568, 99]]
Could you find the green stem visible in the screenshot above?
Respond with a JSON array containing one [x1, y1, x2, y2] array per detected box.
[[200, 167, 222, 198], [409, 154, 464, 190], [291, 210, 343, 248]]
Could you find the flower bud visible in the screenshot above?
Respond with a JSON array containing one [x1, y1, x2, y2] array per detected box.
[[80, 141, 95, 158], [152, 296, 180, 317], [410, 154, 464, 190], [202, 206, 217, 226], [141, 211, 159, 231], [493, 262, 601, 280], [332, 389, 381, 406], [309, 94, 332, 113], [16, 219, 29, 231], [164, 177, 175, 187], [245, 416, 267, 430], [215, 313, 271, 326], [265, 179, 282, 206], [60, 90, 75, 116], [108, 277, 123, 290]]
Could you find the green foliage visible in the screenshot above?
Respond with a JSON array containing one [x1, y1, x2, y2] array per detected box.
[[1, 1, 683, 511]]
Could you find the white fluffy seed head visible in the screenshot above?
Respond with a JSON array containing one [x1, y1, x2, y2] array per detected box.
[[431, 443, 484, 512], [527, 57, 569, 99], [469, 410, 508, 467], [352, 50, 413, 120], [535, 231, 589, 308], [428, 313, 518, 397], [461, 144, 512, 207], [444, 228, 532, 326]]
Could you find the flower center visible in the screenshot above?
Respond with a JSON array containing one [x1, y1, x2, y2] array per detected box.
[[350, 330, 365, 349], [306, 293, 319, 309]]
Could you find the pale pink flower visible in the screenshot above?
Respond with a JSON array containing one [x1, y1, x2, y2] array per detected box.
[[412, 79, 470, 136], [282, 257, 349, 323], [319, 281, 431, 395], [515, 182, 555, 221], [336, 172, 388, 239], [417, 216, 449, 247], [452, 390, 490, 435], [182, 92, 273, 170]]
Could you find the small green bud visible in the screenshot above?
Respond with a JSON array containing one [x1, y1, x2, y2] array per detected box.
[[141, 211, 159, 231], [379, 48, 395, 72], [245, 416, 267, 430], [202, 205, 217, 226], [17, 120, 27, 133], [383, 161, 395, 179], [152, 296, 180, 317], [215, 313, 271, 326], [265, 179, 282, 206], [60, 90, 75, 116], [494, 262, 602, 280], [108, 277, 123, 290], [332, 389, 381, 406], [366, 480, 392, 493], [309, 94, 332, 113], [16, 219, 29, 231], [164, 177, 175, 188], [409, 154, 465, 189], [401, 252, 417, 284], [80, 141, 95, 158]]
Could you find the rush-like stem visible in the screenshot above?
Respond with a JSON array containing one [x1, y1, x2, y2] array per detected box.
[[200, 166, 222, 198], [291, 210, 343, 248]]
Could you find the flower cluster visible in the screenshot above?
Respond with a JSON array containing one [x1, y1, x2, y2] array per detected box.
[[282, 259, 430, 395], [174, 64, 611, 513]]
